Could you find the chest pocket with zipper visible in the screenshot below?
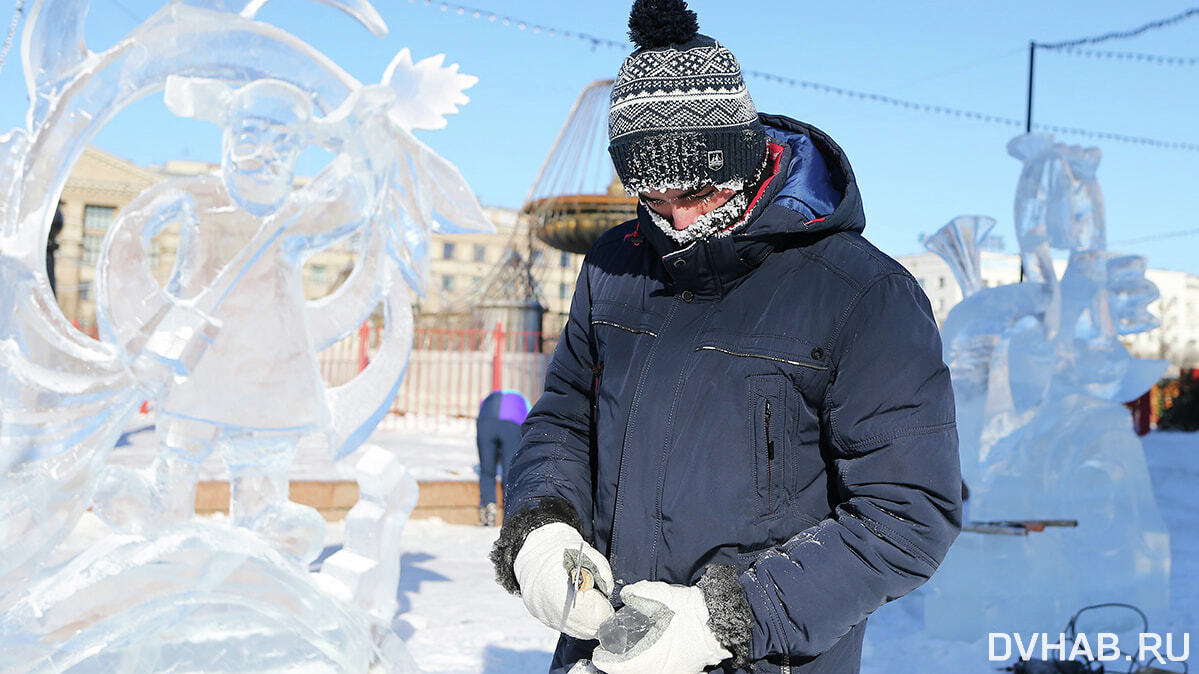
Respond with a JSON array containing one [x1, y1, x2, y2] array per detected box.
[[696, 330, 828, 523], [748, 374, 788, 518]]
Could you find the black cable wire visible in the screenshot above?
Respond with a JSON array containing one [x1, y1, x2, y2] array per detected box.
[[1062, 602, 1189, 674], [1039, 7, 1199, 49]]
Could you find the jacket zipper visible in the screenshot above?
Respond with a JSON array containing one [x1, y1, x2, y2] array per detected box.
[[696, 345, 828, 370], [591, 320, 658, 338], [591, 362, 604, 401], [765, 399, 775, 515], [608, 300, 681, 579]]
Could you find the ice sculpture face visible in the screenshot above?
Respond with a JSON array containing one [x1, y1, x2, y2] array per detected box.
[[222, 81, 312, 215], [923, 134, 1170, 640], [0, 0, 491, 670]]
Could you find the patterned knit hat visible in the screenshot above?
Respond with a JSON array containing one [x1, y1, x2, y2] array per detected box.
[[608, 0, 766, 195]]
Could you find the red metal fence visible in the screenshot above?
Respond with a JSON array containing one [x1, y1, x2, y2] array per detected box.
[[318, 322, 551, 430], [72, 318, 551, 429]]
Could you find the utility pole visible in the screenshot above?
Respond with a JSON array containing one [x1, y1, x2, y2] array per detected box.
[[1025, 41, 1036, 133], [1020, 40, 1036, 283]]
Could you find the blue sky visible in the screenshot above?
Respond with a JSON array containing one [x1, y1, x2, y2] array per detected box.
[[2, 0, 1197, 273]]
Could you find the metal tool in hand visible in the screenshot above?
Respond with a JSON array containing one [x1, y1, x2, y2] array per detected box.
[[558, 539, 595, 632]]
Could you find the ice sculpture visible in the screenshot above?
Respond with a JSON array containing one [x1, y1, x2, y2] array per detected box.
[[921, 134, 1170, 640], [0, 0, 490, 670]]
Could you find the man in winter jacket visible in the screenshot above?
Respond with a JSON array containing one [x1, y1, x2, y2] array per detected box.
[[490, 1, 962, 672]]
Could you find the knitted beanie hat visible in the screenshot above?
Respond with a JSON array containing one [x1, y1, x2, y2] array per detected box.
[[608, 0, 766, 196]]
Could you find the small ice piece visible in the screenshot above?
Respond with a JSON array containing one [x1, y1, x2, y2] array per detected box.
[[597, 606, 656, 655], [318, 444, 419, 622]]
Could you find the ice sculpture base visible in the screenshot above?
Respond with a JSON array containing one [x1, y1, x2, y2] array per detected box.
[[0, 521, 418, 674]]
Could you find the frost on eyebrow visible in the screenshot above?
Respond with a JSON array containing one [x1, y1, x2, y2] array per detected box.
[[643, 189, 749, 245]]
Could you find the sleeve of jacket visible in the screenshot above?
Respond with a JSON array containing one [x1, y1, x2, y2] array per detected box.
[[502, 258, 598, 536], [738, 272, 962, 660]]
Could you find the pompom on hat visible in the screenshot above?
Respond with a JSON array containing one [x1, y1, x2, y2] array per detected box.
[[608, 0, 767, 196]]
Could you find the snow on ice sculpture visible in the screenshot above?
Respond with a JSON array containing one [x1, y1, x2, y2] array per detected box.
[[0, 0, 490, 670], [920, 134, 1170, 640]]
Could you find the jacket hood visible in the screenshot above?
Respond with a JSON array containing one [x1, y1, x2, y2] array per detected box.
[[740, 113, 865, 239], [630, 113, 867, 296], [634, 114, 865, 259]]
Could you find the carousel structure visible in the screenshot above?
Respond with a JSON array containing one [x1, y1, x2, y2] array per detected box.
[[521, 79, 637, 254]]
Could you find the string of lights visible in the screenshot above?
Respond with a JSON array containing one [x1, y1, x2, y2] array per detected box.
[[1033, 122, 1199, 152], [0, 0, 23, 76], [406, 0, 630, 51], [406, 2, 1199, 153], [1037, 7, 1199, 50], [743, 69, 1024, 127], [1058, 47, 1199, 66]]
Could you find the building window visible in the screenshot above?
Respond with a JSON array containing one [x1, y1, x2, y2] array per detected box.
[[441, 274, 454, 291], [442, 242, 456, 260], [938, 276, 946, 289], [82, 233, 102, 265], [83, 205, 115, 231], [149, 240, 161, 268], [311, 264, 327, 283], [560, 251, 571, 268], [530, 249, 543, 265], [78, 281, 91, 301], [559, 282, 569, 300], [473, 244, 486, 262]]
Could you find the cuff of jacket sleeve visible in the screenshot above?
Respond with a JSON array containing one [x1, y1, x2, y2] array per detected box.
[[489, 495, 584, 596], [698, 564, 754, 669]]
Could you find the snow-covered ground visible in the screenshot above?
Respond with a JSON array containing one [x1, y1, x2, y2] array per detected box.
[[103, 422, 1197, 672]]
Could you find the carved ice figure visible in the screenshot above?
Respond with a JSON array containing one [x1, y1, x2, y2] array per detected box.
[[91, 77, 390, 562], [0, 0, 489, 670], [921, 134, 1170, 640]]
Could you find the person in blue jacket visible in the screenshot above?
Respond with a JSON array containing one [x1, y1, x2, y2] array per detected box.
[[490, 1, 962, 671], [476, 389, 531, 526]]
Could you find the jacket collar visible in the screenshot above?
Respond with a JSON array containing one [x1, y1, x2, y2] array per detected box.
[[641, 215, 772, 297]]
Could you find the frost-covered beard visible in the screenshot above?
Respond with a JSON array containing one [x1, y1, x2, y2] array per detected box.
[[643, 188, 750, 246]]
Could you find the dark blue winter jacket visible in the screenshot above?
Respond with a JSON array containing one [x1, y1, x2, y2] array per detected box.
[[502, 114, 962, 673]]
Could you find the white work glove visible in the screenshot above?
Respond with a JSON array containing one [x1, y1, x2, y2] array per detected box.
[[514, 522, 615, 640], [591, 581, 731, 674]]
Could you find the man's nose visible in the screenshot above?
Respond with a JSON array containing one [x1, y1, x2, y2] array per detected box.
[[669, 204, 704, 231]]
